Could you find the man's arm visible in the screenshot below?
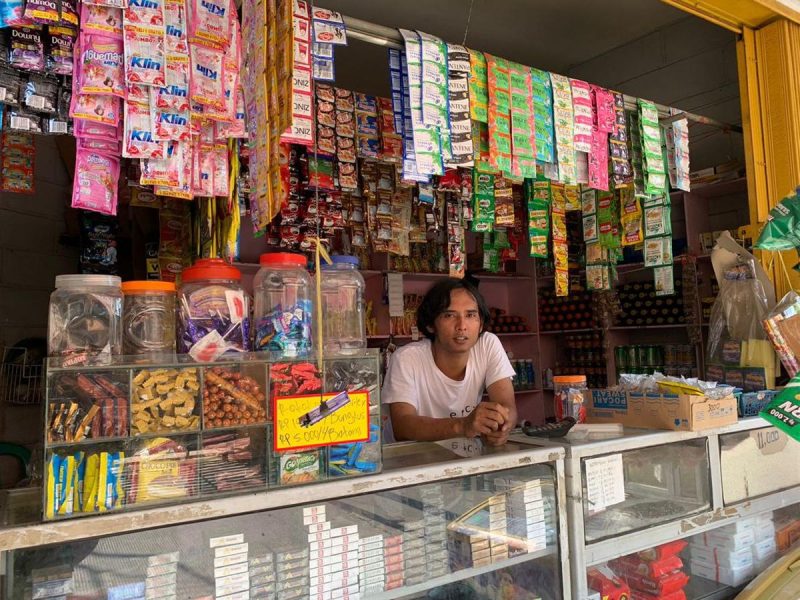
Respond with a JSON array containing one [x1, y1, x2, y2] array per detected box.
[[390, 401, 508, 442], [482, 377, 517, 445]]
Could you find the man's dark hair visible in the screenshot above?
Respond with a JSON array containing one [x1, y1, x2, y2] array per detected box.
[[416, 278, 491, 341]]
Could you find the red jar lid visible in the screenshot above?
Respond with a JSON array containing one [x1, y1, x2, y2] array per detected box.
[[181, 258, 241, 282], [259, 252, 307, 267]]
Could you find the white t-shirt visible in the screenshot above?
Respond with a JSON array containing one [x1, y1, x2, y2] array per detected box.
[[382, 333, 516, 440]]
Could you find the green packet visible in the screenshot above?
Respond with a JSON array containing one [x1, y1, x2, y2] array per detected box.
[[755, 190, 800, 251], [761, 378, 800, 442], [472, 171, 495, 232]]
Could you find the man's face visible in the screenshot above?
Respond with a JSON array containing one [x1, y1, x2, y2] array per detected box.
[[431, 288, 482, 355]]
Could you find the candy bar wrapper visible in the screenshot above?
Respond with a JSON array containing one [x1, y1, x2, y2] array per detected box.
[[468, 49, 488, 123], [654, 265, 675, 296], [550, 72, 576, 184], [570, 78, 593, 153], [471, 171, 494, 232], [531, 67, 555, 164], [446, 43, 473, 167]]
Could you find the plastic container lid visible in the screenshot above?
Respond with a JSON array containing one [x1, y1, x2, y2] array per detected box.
[[54, 274, 121, 289], [121, 281, 176, 294], [259, 252, 307, 268], [553, 375, 587, 384], [181, 259, 242, 283], [331, 255, 359, 266]]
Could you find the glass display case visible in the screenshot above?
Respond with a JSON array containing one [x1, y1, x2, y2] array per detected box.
[[0, 441, 570, 599], [43, 351, 382, 520], [511, 417, 800, 599], [719, 425, 800, 505]]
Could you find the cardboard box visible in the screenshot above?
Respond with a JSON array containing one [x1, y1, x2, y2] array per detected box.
[[585, 389, 738, 431]]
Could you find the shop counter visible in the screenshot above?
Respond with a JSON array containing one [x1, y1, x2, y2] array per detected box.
[[512, 417, 800, 599], [0, 440, 571, 599]]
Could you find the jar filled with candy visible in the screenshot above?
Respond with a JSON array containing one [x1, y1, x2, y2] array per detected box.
[[47, 274, 123, 363], [177, 259, 250, 360], [122, 281, 177, 355], [253, 253, 313, 357], [320, 255, 366, 355], [553, 375, 588, 423]]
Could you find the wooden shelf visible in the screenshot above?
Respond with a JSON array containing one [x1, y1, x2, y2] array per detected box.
[[610, 324, 689, 331], [492, 332, 537, 337], [540, 328, 600, 335]]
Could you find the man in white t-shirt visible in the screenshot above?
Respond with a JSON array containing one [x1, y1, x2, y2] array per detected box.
[[382, 278, 518, 445]]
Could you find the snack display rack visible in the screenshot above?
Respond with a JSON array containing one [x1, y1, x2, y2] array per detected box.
[[43, 350, 382, 521], [0, 441, 571, 599], [512, 417, 800, 598]]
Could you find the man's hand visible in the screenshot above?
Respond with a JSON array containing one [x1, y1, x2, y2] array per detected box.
[[461, 402, 509, 438], [481, 429, 510, 446]]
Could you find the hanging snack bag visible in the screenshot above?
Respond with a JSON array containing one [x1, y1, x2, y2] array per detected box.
[[620, 189, 643, 246], [71, 148, 121, 215], [79, 33, 125, 97], [124, 24, 166, 86], [81, 4, 122, 38]]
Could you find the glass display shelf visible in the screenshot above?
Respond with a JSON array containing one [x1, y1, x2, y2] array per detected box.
[[3, 441, 570, 600]]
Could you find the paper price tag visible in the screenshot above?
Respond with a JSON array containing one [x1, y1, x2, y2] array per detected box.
[[274, 391, 370, 451], [584, 453, 625, 514]]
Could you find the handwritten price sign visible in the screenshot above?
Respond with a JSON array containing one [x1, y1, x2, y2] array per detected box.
[[273, 391, 370, 451]]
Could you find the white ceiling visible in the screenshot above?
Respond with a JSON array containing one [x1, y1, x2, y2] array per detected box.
[[319, 0, 690, 74]]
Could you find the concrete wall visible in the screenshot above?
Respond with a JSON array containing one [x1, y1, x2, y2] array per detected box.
[[0, 135, 77, 452], [565, 16, 743, 171]]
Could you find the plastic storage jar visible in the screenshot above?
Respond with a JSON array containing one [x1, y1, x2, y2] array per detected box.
[[553, 375, 588, 423], [47, 274, 123, 363], [121, 281, 177, 355], [253, 252, 313, 357], [320, 255, 366, 355], [177, 259, 250, 359]]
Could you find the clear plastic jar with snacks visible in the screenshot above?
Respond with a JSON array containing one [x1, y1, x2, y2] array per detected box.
[[122, 281, 177, 355], [553, 374, 588, 423], [253, 253, 313, 357], [320, 255, 366, 355], [177, 259, 250, 359], [47, 274, 123, 363]]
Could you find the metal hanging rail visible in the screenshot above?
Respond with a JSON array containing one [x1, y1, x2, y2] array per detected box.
[[342, 14, 744, 134]]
